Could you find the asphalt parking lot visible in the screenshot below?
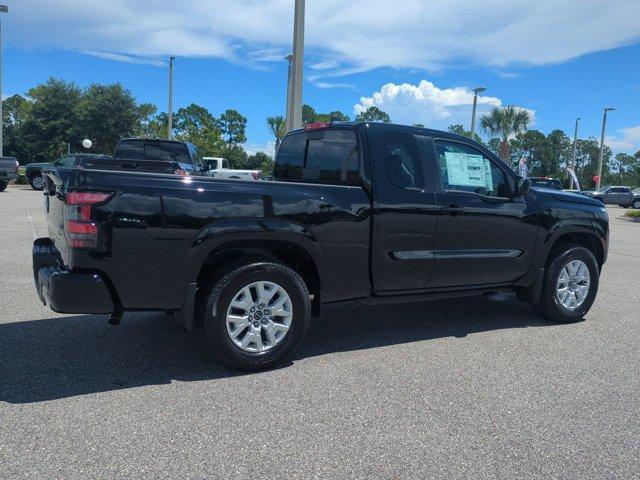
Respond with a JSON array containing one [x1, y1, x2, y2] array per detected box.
[[1, 185, 639, 479]]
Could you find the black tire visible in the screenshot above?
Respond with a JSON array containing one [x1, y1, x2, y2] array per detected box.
[[532, 245, 599, 323], [632, 199, 640, 209], [201, 261, 311, 371], [29, 173, 44, 190], [0, 180, 7, 192]]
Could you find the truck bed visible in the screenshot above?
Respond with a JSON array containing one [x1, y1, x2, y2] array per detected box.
[[42, 167, 372, 311]]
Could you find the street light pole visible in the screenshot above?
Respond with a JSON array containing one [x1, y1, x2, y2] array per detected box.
[[285, 54, 294, 132], [569, 117, 580, 189], [0, 5, 8, 157], [167, 56, 175, 140], [596, 107, 615, 190], [289, 0, 305, 130], [470, 87, 486, 139]]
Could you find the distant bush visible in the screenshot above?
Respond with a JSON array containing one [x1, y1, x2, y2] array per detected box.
[[624, 210, 640, 218]]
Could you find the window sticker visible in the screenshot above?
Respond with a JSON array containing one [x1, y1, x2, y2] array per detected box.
[[444, 151, 492, 189]]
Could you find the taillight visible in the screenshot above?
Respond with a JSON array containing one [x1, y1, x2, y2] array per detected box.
[[64, 191, 112, 249], [175, 168, 188, 176], [14, 160, 19, 172], [251, 172, 262, 180]]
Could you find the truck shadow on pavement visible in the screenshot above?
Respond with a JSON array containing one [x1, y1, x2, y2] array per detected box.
[[1, 293, 554, 404]]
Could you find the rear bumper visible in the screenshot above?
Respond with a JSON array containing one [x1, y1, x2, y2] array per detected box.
[[0, 172, 18, 180], [33, 237, 114, 314]]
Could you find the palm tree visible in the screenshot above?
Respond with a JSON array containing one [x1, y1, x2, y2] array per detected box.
[[479, 106, 531, 162], [266, 116, 287, 155]]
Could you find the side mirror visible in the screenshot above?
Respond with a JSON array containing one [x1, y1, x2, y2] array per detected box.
[[516, 177, 531, 197]]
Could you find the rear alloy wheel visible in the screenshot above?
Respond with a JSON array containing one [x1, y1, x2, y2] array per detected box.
[[30, 174, 44, 190], [225, 280, 293, 353], [632, 199, 640, 209], [202, 261, 310, 371], [533, 246, 599, 323]]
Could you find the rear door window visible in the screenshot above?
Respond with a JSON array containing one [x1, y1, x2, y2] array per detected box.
[[382, 132, 424, 189], [275, 129, 359, 184], [304, 130, 359, 183]]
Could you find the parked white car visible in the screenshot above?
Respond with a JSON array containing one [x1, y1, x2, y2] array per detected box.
[[204, 157, 262, 181]]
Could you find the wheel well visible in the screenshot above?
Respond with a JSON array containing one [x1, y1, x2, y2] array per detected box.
[[547, 232, 604, 268], [196, 240, 322, 316]]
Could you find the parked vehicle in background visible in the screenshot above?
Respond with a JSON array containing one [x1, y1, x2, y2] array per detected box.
[[33, 122, 609, 371], [529, 177, 563, 190], [112, 138, 209, 176], [204, 157, 262, 181], [0, 156, 19, 192], [26, 154, 111, 190], [584, 186, 636, 207]]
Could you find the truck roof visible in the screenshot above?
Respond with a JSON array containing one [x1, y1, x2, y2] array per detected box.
[[289, 121, 474, 143], [119, 137, 188, 145]]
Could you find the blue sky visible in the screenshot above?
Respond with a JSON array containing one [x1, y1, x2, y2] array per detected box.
[[4, 0, 640, 156]]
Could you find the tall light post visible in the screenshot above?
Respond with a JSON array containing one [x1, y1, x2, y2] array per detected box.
[[286, 0, 305, 131], [470, 86, 486, 139], [596, 107, 615, 190], [167, 56, 175, 140], [569, 117, 581, 189], [0, 5, 8, 156], [284, 54, 294, 132]]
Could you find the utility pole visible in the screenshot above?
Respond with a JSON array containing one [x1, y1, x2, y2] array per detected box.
[[569, 117, 580, 189], [596, 107, 615, 190], [168, 56, 175, 140], [0, 5, 8, 156], [470, 87, 486, 140], [288, 0, 305, 131]]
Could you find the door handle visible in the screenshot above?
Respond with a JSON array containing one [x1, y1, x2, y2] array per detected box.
[[441, 203, 463, 215]]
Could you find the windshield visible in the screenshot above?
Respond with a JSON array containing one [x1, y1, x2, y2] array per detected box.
[[595, 186, 609, 193]]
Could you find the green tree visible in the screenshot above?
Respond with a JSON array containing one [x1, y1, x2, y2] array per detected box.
[[134, 103, 162, 138], [266, 116, 286, 153], [302, 104, 316, 125], [610, 152, 636, 185], [301, 105, 350, 124], [355, 106, 391, 123], [447, 124, 483, 144], [246, 151, 274, 174], [219, 109, 247, 145], [174, 103, 224, 156], [20, 78, 83, 162], [328, 111, 350, 121], [574, 138, 611, 188], [479, 106, 531, 161], [76, 83, 143, 153], [511, 130, 547, 172], [220, 143, 248, 169], [413, 123, 425, 128], [2, 94, 31, 163]]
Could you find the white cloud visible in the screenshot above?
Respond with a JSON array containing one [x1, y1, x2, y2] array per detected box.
[[245, 141, 276, 158], [82, 51, 165, 67], [607, 126, 640, 153], [6, 1, 640, 73], [354, 79, 537, 131]]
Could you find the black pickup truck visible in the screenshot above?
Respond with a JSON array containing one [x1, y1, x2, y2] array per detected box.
[[33, 122, 609, 370]]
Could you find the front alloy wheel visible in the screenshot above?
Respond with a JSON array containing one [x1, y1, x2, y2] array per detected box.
[[555, 260, 590, 310], [533, 245, 599, 323]]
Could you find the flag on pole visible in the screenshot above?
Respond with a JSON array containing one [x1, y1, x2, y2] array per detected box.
[[518, 156, 529, 178]]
